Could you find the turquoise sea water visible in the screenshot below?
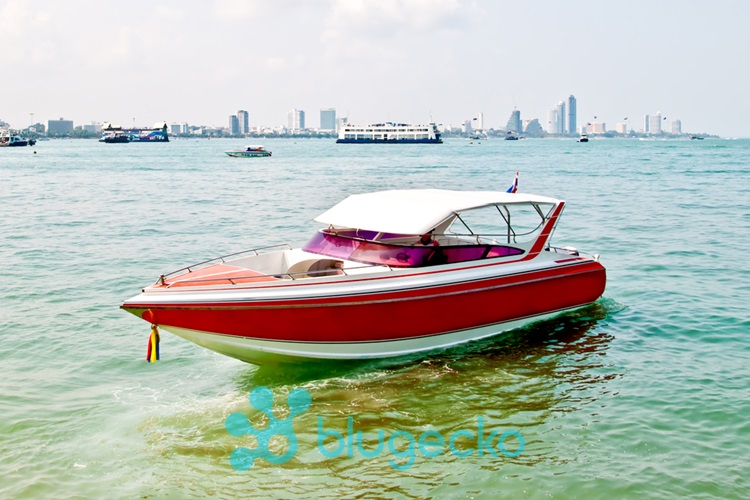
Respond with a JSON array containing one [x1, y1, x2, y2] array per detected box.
[[1, 138, 749, 498]]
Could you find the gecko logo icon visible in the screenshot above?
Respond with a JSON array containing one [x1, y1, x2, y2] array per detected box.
[[224, 386, 311, 471]]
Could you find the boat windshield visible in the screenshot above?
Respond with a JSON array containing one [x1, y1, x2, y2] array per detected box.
[[446, 202, 555, 245], [302, 231, 523, 268]]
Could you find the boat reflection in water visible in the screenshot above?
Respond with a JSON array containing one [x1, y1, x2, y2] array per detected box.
[[143, 300, 620, 496]]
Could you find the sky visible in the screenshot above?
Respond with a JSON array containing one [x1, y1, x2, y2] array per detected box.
[[1, 0, 749, 137]]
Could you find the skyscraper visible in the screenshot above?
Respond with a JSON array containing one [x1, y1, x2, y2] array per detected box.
[[506, 109, 522, 133], [648, 112, 662, 134], [567, 95, 577, 135], [237, 110, 249, 134], [473, 112, 484, 131], [524, 119, 544, 137], [229, 115, 239, 135], [320, 108, 336, 131], [671, 120, 682, 134], [547, 109, 559, 135], [556, 101, 566, 135], [288, 109, 305, 130]]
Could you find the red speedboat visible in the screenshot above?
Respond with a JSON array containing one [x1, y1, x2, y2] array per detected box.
[[121, 189, 606, 364]]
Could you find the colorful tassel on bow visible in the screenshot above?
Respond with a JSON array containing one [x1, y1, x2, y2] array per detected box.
[[146, 325, 160, 362]]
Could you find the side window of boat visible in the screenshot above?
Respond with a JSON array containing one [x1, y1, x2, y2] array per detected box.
[[503, 204, 553, 244], [448, 204, 552, 245], [436, 245, 523, 265]]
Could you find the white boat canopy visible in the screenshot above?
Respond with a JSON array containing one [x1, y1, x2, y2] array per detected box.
[[314, 189, 561, 235]]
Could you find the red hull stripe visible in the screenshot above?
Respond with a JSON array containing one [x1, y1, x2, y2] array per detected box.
[[131, 261, 601, 308], [124, 262, 606, 343]]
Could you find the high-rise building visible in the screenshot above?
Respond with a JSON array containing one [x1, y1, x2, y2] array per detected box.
[[567, 95, 577, 135], [237, 110, 249, 134], [523, 119, 544, 137], [506, 109, 522, 133], [556, 101, 566, 135], [288, 109, 305, 130], [671, 119, 682, 134], [643, 114, 650, 133], [170, 122, 189, 135], [229, 115, 239, 135], [47, 118, 74, 134], [589, 122, 607, 134], [648, 112, 662, 134], [547, 109, 559, 134], [473, 112, 484, 131], [547, 101, 566, 135], [320, 108, 336, 131], [616, 122, 628, 134]]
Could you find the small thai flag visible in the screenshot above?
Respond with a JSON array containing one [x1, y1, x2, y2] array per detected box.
[[506, 171, 519, 193]]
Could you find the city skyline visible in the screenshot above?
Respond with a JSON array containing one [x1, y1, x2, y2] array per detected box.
[[7, 95, 697, 137], [1, 1, 748, 137], [8, 101, 700, 137]]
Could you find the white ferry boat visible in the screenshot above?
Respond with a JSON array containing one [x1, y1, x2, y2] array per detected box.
[[336, 122, 442, 144]]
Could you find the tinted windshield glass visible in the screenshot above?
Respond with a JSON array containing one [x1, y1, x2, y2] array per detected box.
[[303, 232, 523, 268]]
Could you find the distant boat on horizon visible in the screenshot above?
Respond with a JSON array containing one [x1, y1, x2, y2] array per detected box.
[[99, 122, 169, 143], [336, 122, 442, 144], [0, 130, 36, 147], [225, 145, 272, 157]]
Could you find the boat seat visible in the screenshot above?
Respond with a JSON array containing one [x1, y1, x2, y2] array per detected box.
[[307, 259, 344, 277], [287, 259, 344, 278]]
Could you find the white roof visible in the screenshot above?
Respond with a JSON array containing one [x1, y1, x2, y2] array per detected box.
[[315, 189, 561, 235]]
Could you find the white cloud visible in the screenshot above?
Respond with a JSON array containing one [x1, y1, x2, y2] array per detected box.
[[213, 0, 263, 20], [321, 0, 474, 71], [0, 0, 54, 62], [324, 0, 470, 40], [265, 57, 287, 70], [213, 0, 319, 20]]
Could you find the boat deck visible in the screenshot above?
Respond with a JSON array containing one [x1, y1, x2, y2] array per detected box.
[[153, 264, 280, 288]]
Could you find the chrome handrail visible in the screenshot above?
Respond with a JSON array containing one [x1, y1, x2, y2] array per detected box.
[[159, 261, 392, 288], [155, 244, 293, 284]]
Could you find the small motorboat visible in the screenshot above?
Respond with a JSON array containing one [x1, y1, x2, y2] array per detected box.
[[121, 189, 606, 365], [578, 134, 589, 143], [225, 145, 272, 157]]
